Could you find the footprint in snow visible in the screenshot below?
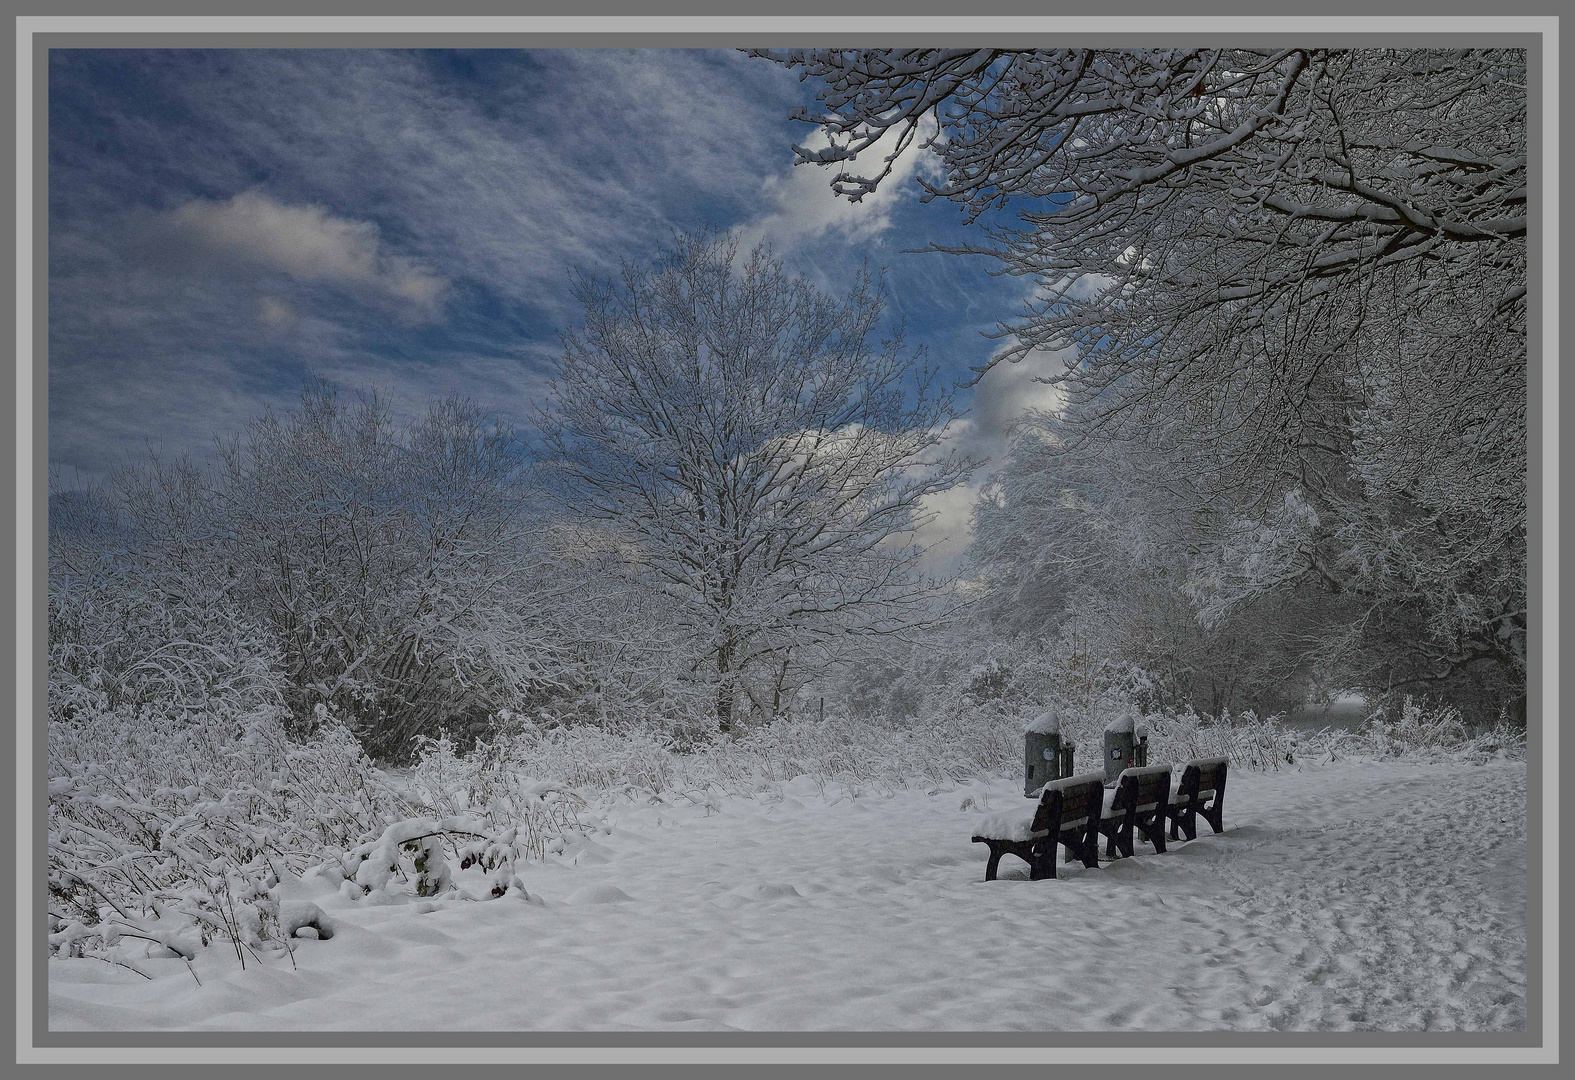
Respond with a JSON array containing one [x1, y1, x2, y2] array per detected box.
[[713, 882, 804, 906], [563, 884, 635, 904], [746, 882, 803, 900]]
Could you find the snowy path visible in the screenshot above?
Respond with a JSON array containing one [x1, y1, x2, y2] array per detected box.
[[48, 759, 1527, 1032]]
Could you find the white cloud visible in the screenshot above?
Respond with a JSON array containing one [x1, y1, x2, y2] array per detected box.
[[165, 190, 447, 320], [965, 351, 1068, 452], [738, 114, 944, 254], [911, 347, 1072, 573]]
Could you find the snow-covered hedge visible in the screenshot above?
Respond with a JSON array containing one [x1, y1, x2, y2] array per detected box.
[[47, 699, 406, 970], [47, 704, 606, 969], [387, 693, 1524, 815], [398, 705, 1026, 803], [1336, 697, 1525, 764], [1137, 697, 1524, 770]]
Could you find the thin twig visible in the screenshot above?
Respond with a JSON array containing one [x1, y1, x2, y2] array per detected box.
[[82, 951, 154, 980]]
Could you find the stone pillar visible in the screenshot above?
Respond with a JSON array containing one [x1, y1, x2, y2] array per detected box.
[[1104, 728, 1136, 786], [1025, 729, 1061, 796]]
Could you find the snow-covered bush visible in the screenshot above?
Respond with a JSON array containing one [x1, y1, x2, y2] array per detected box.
[[399, 701, 1027, 803], [1348, 697, 1526, 764], [1135, 696, 1525, 772], [961, 659, 1013, 704], [49, 470, 428, 968], [328, 816, 482, 900], [49, 700, 610, 962], [401, 732, 594, 895], [47, 698, 409, 969], [1141, 707, 1300, 772], [180, 386, 568, 762]]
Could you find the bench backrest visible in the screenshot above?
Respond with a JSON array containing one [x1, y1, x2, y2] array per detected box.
[[1178, 756, 1228, 802], [1032, 772, 1105, 834], [1112, 764, 1172, 814]]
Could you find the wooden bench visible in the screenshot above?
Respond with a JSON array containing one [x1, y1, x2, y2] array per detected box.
[[971, 772, 1105, 881], [1166, 756, 1228, 841], [1098, 764, 1172, 859]]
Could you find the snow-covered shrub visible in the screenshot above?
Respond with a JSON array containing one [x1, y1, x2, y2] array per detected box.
[[840, 657, 925, 724], [1350, 696, 1525, 763], [399, 732, 594, 896], [406, 700, 1028, 803], [50, 700, 603, 959], [326, 816, 488, 901], [62, 386, 597, 766], [47, 697, 409, 969], [1140, 707, 1300, 771], [962, 659, 1013, 704], [48, 472, 434, 967]]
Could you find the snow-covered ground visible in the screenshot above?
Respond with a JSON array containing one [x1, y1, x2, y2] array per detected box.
[[48, 758, 1527, 1032]]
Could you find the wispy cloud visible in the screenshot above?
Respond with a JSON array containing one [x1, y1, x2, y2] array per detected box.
[[163, 190, 448, 321], [48, 49, 808, 477], [47, 48, 1023, 492]]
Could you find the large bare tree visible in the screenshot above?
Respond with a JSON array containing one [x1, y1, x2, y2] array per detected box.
[[539, 233, 974, 733]]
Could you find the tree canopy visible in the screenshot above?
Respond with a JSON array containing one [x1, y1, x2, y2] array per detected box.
[[755, 48, 1527, 718]]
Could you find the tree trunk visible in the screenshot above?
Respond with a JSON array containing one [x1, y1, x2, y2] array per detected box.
[[715, 639, 735, 735]]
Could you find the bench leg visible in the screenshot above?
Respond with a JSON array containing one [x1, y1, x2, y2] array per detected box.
[[983, 844, 1003, 882], [1204, 800, 1224, 834], [1079, 831, 1100, 869], [1140, 813, 1166, 854], [1032, 842, 1056, 880]]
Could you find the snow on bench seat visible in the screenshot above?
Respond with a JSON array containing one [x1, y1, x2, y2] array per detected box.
[[973, 809, 1044, 843]]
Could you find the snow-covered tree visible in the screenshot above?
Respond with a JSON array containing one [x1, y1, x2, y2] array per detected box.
[[89, 383, 579, 761], [970, 410, 1341, 716], [756, 48, 1527, 719], [538, 233, 974, 733]]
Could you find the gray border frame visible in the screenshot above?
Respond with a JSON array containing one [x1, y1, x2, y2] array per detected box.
[[11, 15, 1559, 1062]]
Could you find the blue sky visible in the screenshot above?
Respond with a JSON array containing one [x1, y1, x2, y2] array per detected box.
[[49, 48, 1064, 564]]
